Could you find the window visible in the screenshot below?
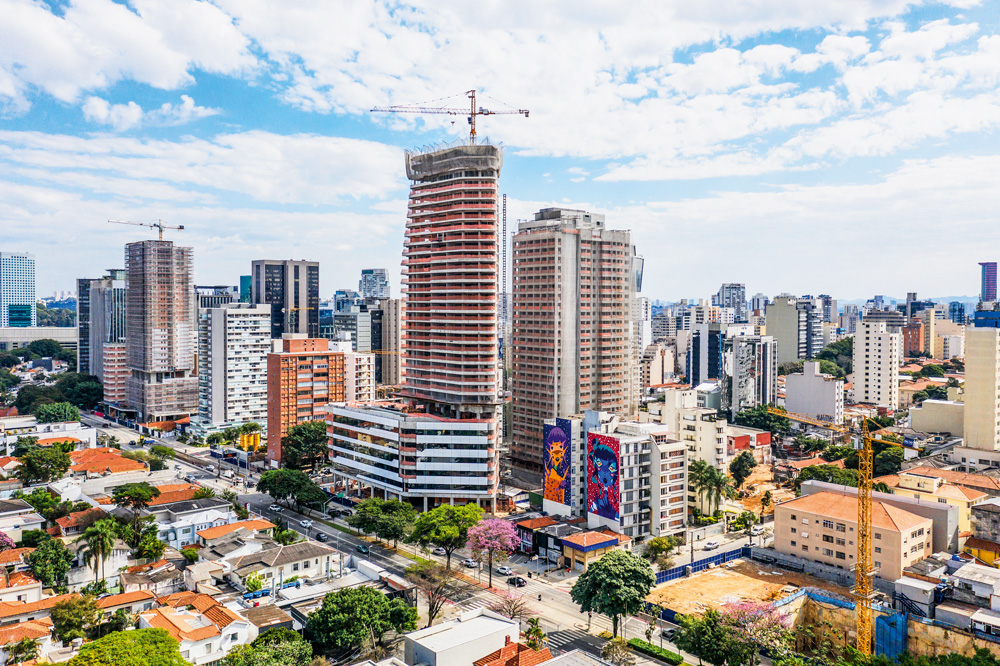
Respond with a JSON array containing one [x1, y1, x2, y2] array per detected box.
[[836, 523, 846, 532], [874, 532, 882, 540], [822, 520, 834, 529], [791, 527, 797, 534], [802, 545, 809, 552], [304, 560, 310, 568], [938, 498, 948, 504], [823, 535, 834, 543], [791, 541, 797, 547], [292, 563, 299, 572], [791, 514, 797, 520], [822, 548, 834, 557], [230, 634, 238, 641], [836, 538, 845, 546], [836, 552, 846, 560]]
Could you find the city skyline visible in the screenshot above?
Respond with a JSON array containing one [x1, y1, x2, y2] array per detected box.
[[2, 1, 999, 299]]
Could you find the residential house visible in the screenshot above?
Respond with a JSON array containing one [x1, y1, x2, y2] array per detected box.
[[474, 639, 553, 666], [0, 571, 42, 604], [96, 590, 157, 619], [0, 458, 19, 476], [898, 467, 1000, 498], [0, 547, 34, 573], [197, 531, 276, 563], [561, 530, 629, 572], [242, 604, 294, 635], [196, 519, 274, 546], [121, 560, 185, 596], [875, 470, 987, 535], [140, 592, 255, 666], [142, 498, 238, 550], [0, 593, 80, 626], [0, 511, 44, 542], [52, 507, 109, 538], [224, 541, 336, 590], [0, 619, 54, 665], [774, 490, 933, 581], [65, 537, 131, 593], [0, 416, 97, 455], [404, 609, 520, 666], [68, 447, 147, 477]]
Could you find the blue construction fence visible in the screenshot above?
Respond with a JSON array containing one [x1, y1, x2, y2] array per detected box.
[[654, 546, 753, 585]]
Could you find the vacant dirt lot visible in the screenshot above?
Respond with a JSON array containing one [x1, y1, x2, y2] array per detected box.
[[740, 463, 796, 515], [647, 559, 851, 616]]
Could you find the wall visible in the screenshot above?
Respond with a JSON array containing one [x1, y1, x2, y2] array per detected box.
[[907, 616, 1000, 658], [911, 400, 965, 436]]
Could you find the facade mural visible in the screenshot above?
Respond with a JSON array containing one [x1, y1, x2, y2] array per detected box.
[[542, 419, 571, 505], [587, 432, 620, 521]]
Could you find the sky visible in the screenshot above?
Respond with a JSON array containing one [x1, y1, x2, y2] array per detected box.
[[1, 0, 998, 302]]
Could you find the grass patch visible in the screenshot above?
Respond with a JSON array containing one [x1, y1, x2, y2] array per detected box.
[[598, 630, 613, 640], [627, 638, 684, 665]]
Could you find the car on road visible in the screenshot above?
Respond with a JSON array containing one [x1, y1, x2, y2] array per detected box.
[[315, 533, 329, 542], [356, 544, 369, 554], [662, 627, 677, 641], [497, 566, 513, 575], [750, 525, 766, 536], [268, 504, 283, 512], [507, 576, 527, 587], [206, 465, 216, 473], [703, 539, 720, 550], [185, 475, 196, 483], [174, 464, 182, 470], [300, 519, 313, 528], [431, 547, 447, 556], [462, 558, 479, 568]]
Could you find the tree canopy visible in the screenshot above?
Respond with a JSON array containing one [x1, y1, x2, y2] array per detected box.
[[55, 373, 105, 410], [348, 498, 416, 547], [35, 402, 81, 423], [729, 451, 757, 488], [51, 595, 100, 642], [113, 483, 161, 531], [16, 447, 72, 485], [279, 420, 329, 470], [406, 503, 482, 569], [733, 405, 791, 439], [256, 469, 316, 507], [305, 586, 417, 653], [67, 627, 188, 666], [468, 517, 519, 587], [569, 549, 655, 637], [26, 537, 74, 587]]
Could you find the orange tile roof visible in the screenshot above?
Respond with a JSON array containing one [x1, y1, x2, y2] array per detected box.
[[561, 531, 619, 548], [0, 547, 35, 566], [475, 643, 553, 666], [895, 467, 1000, 493], [197, 520, 275, 541], [515, 517, 558, 531], [778, 491, 930, 532], [0, 407, 17, 418], [0, 593, 80, 618], [0, 619, 50, 646], [128, 559, 170, 574], [142, 607, 219, 642], [149, 485, 201, 506], [36, 437, 82, 446], [96, 590, 156, 609], [56, 508, 108, 530], [0, 457, 19, 469], [0, 571, 39, 590], [596, 528, 631, 544], [69, 448, 145, 475]]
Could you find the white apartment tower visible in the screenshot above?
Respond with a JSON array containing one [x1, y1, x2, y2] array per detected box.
[[0, 252, 36, 327], [964, 327, 1000, 451], [196, 303, 270, 429], [852, 320, 902, 408]]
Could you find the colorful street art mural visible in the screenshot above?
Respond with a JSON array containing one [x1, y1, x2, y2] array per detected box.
[[587, 432, 620, 521], [542, 419, 571, 506]]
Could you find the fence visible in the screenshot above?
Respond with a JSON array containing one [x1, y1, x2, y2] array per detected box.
[[654, 546, 752, 585]]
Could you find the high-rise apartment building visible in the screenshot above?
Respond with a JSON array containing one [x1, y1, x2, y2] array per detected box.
[[326, 143, 504, 508], [510, 207, 639, 473], [852, 320, 901, 408], [124, 240, 198, 422], [687, 323, 726, 386], [76, 277, 94, 374], [0, 252, 36, 327], [195, 285, 238, 309], [713, 283, 747, 322], [981, 262, 997, 303], [949, 301, 967, 325], [902, 320, 924, 357], [239, 275, 252, 303], [250, 259, 320, 338], [817, 295, 838, 324], [87, 270, 127, 404], [766, 295, 822, 365], [723, 335, 777, 415], [381, 298, 402, 385], [964, 327, 1000, 452], [359, 268, 390, 299], [195, 303, 270, 430]]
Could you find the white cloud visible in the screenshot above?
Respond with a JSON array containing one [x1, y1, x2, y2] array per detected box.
[[82, 95, 220, 131]]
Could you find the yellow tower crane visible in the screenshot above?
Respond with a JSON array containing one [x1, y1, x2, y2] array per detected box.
[[853, 419, 877, 656], [108, 219, 184, 240], [371, 89, 529, 144]]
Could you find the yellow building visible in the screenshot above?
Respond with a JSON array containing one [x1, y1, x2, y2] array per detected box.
[[561, 530, 629, 572], [965, 537, 1000, 566], [876, 470, 988, 534]]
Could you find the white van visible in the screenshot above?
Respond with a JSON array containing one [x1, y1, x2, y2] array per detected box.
[[222, 470, 235, 479]]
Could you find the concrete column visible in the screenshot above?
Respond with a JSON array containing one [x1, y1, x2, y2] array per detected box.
[[423, 496, 428, 512], [450, 496, 455, 506]]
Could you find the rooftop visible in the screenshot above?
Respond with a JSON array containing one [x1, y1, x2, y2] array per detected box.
[[953, 562, 1000, 587], [69, 447, 146, 475], [407, 609, 517, 653], [0, 593, 80, 618], [96, 590, 156, 609], [197, 519, 275, 541], [901, 467, 1000, 493], [777, 491, 930, 532], [474, 642, 553, 666], [516, 517, 558, 531]]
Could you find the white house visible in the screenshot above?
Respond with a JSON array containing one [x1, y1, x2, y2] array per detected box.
[[139, 592, 256, 666], [0, 416, 97, 455], [143, 498, 238, 550], [65, 538, 132, 593], [0, 619, 54, 665], [224, 541, 336, 589]]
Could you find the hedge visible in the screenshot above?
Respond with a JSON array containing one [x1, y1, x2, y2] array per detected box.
[[627, 638, 684, 665]]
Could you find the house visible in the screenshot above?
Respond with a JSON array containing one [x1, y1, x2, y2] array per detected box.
[[950, 562, 1000, 608], [242, 604, 294, 635], [140, 592, 255, 666], [774, 491, 933, 581], [875, 470, 987, 535], [196, 519, 274, 545], [0, 619, 54, 665], [0, 510, 45, 542], [514, 517, 558, 554], [224, 540, 337, 589], [0, 571, 42, 604], [561, 530, 628, 572], [96, 590, 158, 618], [728, 426, 771, 465], [404, 609, 520, 666], [0, 458, 19, 476], [0, 416, 97, 455], [197, 531, 275, 563], [474, 638, 553, 666], [0, 593, 80, 626], [0, 547, 34, 573], [148, 483, 203, 507], [121, 560, 185, 596], [184, 561, 226, 594], [65, 537, 131, 593], [142, 498, 238, 550], [53, 507, 109, 537], [68, 447, 146, 477], [773, 456, 844, 482], [896, 466, 1000, 498]]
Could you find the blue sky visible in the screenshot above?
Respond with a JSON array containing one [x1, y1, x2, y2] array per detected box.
[[1, 0, 998, 301]]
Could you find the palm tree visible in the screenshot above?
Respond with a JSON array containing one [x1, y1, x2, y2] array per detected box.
[[78, 519, 118, 583], [688, 459, 711, 512], [7, 637, 38, 664], [525, 618, 547, 650], [705, 468, 736, 517]]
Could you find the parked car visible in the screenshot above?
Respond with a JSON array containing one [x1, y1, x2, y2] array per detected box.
[[662, 627, 677, 641], [316, 533, 329, 542], [206, 465, 216, 473], [432, 547, 447, 556], [703, 539, 720, 550], [462, 558, 479, 568], [269, 504, 283, 513], [497, 565, 513, 576], [356, 544, 369, 554], [750, 525, 766, 536], [300, 519, 313, 528], [507, 576, 527, 587]]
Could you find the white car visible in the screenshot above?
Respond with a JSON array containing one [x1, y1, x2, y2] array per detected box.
[[497, 565, 513, 576], [703, 540, 720, 550], [269, 504, 283, 512], [462, 558, 479, 568], [300, 519, 313, 528], [432, 547, 447, 556], [750, 525, 766, 536]]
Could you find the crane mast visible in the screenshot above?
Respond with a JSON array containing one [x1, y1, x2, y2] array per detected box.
[[853, 420, 876, 656]]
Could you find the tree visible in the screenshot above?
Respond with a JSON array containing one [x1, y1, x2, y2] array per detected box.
[[733, 405, 791, 439], [305, 586, 417, 653], [193, 487, 217, 499], [149, 445, 175, 460], [256, 469, 312, 507], [601, 637, 636, 666], [245, 571, 265, 592], [468, 517, 519, 588], [67, 627, 189, 666], [21, 528, 52, 548], [688, 460, 711, 510], [570, 549, 655, 637], [487, 593, 535, 625], [35, 401, 80, 423], [78, 519, 118, 582], [14, 384, 68, 415], [7, 637, 39, 664], [820, 446, 854, 462], [134, 533, 166, 560], [703, 467, 736, 516], [874, 447, 904, 476], [16, 447, 71, 485], [0, 532, 14, 552], [719, 601, 792, 665], [406, 503, 482, 570], [794, 465, 860, 493], [525, 617, 547, 651], [113, 483, 161, 532], [27, 538, 73, 587], [181, 547, 199, 563], [51, 595, 100, 642], [280, 421, 329, 470], [225, 638, 313, 666], [55, 373, 105, 410], [26, 338, 64, 357], [407, 562, 475, 628], [643, 536, 680, 562], [675, 610, 737, 666], [761, 490, 772, 515], [729, 451, 757, 489]]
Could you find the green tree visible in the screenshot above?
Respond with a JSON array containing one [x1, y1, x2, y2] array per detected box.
[[149, 445, 175, 460], [815, 338, 854, 376], [305, 586, 417, 652], [134, 533, 166, 560], [21, 528, 52, 548], [16, 447, 72, 485], [17, 486, 58, 515], [703, 466, 736, 516], [525, 617, 547, 651], [820, 446, 854, 462], [674, 610, 738, 666], [761, 490, 772, 515], [688, 459, 712, 510], [224, 639, 313, 666], [406, 503, 482, 570], [256, 469, 312, 506], [193, 487, 217, 499], [245, 571, 265, 592], [55, 373, 105, 410], [26, 538, 74, 587], [874, 447, 905, 476], [570, 549, 655, 637], [13, 384, 67, 416], [733, 405, 791, 439], [35, 402, 80, 423], [67, 627, 189, 666], [181, 547, 199, 563], [280, 421, 329, 470], [794, 465, 860, 494], [26, 339, 64, 357], [643, 536, 680, 562], [112, 483, 161, 532], [51, 595, 100, 642], [729, 451, 757, 489], [78, 519, 119, 582]]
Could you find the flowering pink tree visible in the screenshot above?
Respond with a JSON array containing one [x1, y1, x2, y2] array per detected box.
[[0, 532, 13, 552], [468, 518, 519, 588], [720, 601, 792, 664]]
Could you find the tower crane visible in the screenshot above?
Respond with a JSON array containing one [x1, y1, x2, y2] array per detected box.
[[371, 90, 529, 144], [108, 219, 184, 241], [854, 419, 878, 656]]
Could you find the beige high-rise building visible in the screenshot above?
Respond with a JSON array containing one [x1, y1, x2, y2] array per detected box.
[[381, 298, 402, 386], [922, 308, 938, 359], [964, 327, 1000, 451], [124, 240, 198, 422], [510, 208, 640, 473], [852, 320, 902, 408]]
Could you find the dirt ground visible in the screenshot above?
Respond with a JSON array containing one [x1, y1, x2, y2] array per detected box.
[[740, 463, 796, 515], [646, 559, 851, 616]]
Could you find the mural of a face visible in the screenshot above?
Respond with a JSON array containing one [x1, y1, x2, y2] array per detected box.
[[543, 423, 571, 505], [587, 433, 621, 521]]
